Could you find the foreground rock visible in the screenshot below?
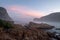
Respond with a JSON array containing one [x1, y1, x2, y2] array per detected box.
[[0, 24, 52, 40], [47, 31, 60, 40]]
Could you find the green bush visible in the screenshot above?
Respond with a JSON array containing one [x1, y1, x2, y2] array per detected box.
[[0, 19, 13, 29]]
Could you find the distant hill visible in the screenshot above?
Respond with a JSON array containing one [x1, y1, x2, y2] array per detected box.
[[34, 12, 60, 22]]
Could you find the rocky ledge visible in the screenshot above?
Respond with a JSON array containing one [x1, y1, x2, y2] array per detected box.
[[26, 22, 54, 30]]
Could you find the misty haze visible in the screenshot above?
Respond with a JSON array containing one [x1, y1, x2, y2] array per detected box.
[[0, 0, 60, 40]]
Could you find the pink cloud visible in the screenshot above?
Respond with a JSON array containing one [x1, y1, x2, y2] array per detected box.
[[7, 5, 44, 18]]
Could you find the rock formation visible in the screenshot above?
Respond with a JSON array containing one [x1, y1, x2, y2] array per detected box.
[[27, 22, 54, 29], [0, 7, 13, 21]]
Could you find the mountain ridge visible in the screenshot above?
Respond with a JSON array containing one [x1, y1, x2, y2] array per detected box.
[[34, 12, 60, 22]]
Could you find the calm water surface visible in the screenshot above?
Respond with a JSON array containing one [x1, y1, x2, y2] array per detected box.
[[33, 21, 60, 33]]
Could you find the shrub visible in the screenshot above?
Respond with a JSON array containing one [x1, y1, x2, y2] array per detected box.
[[0, 19, 13, 29]]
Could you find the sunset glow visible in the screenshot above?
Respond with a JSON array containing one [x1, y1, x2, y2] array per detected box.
[[8, 6, 44, 18], [1, 0, 60, 22]]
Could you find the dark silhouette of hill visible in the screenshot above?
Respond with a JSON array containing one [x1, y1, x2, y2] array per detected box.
[[0, 7, 14, 30], [34, 12, 60, 22], [0, 7, 13, 21]]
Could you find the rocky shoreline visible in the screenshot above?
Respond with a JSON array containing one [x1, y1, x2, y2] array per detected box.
[[0, 24, 52, 40]]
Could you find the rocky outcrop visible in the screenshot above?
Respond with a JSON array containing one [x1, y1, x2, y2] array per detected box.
[[0, 7, 14, 23], [27, 22, 54, 29], [0, 7, 14, 24], [0, 7, 14, 30]]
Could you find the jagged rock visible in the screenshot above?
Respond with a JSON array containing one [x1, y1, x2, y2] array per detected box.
[[28, 22, 54, 29]]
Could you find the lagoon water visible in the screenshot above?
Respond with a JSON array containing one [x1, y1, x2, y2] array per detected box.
[[33, 21, 60, 28], [44, 22, 60, 33], [42, 22, 60, 28], [33, 21, 60, 33]]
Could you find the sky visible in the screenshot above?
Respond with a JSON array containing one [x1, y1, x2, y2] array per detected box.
[[0, 0, 60, 23]]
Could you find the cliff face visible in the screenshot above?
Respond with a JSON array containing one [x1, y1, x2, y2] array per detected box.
[[0, 7, 13, 21], [34, 12, 60, 22]]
